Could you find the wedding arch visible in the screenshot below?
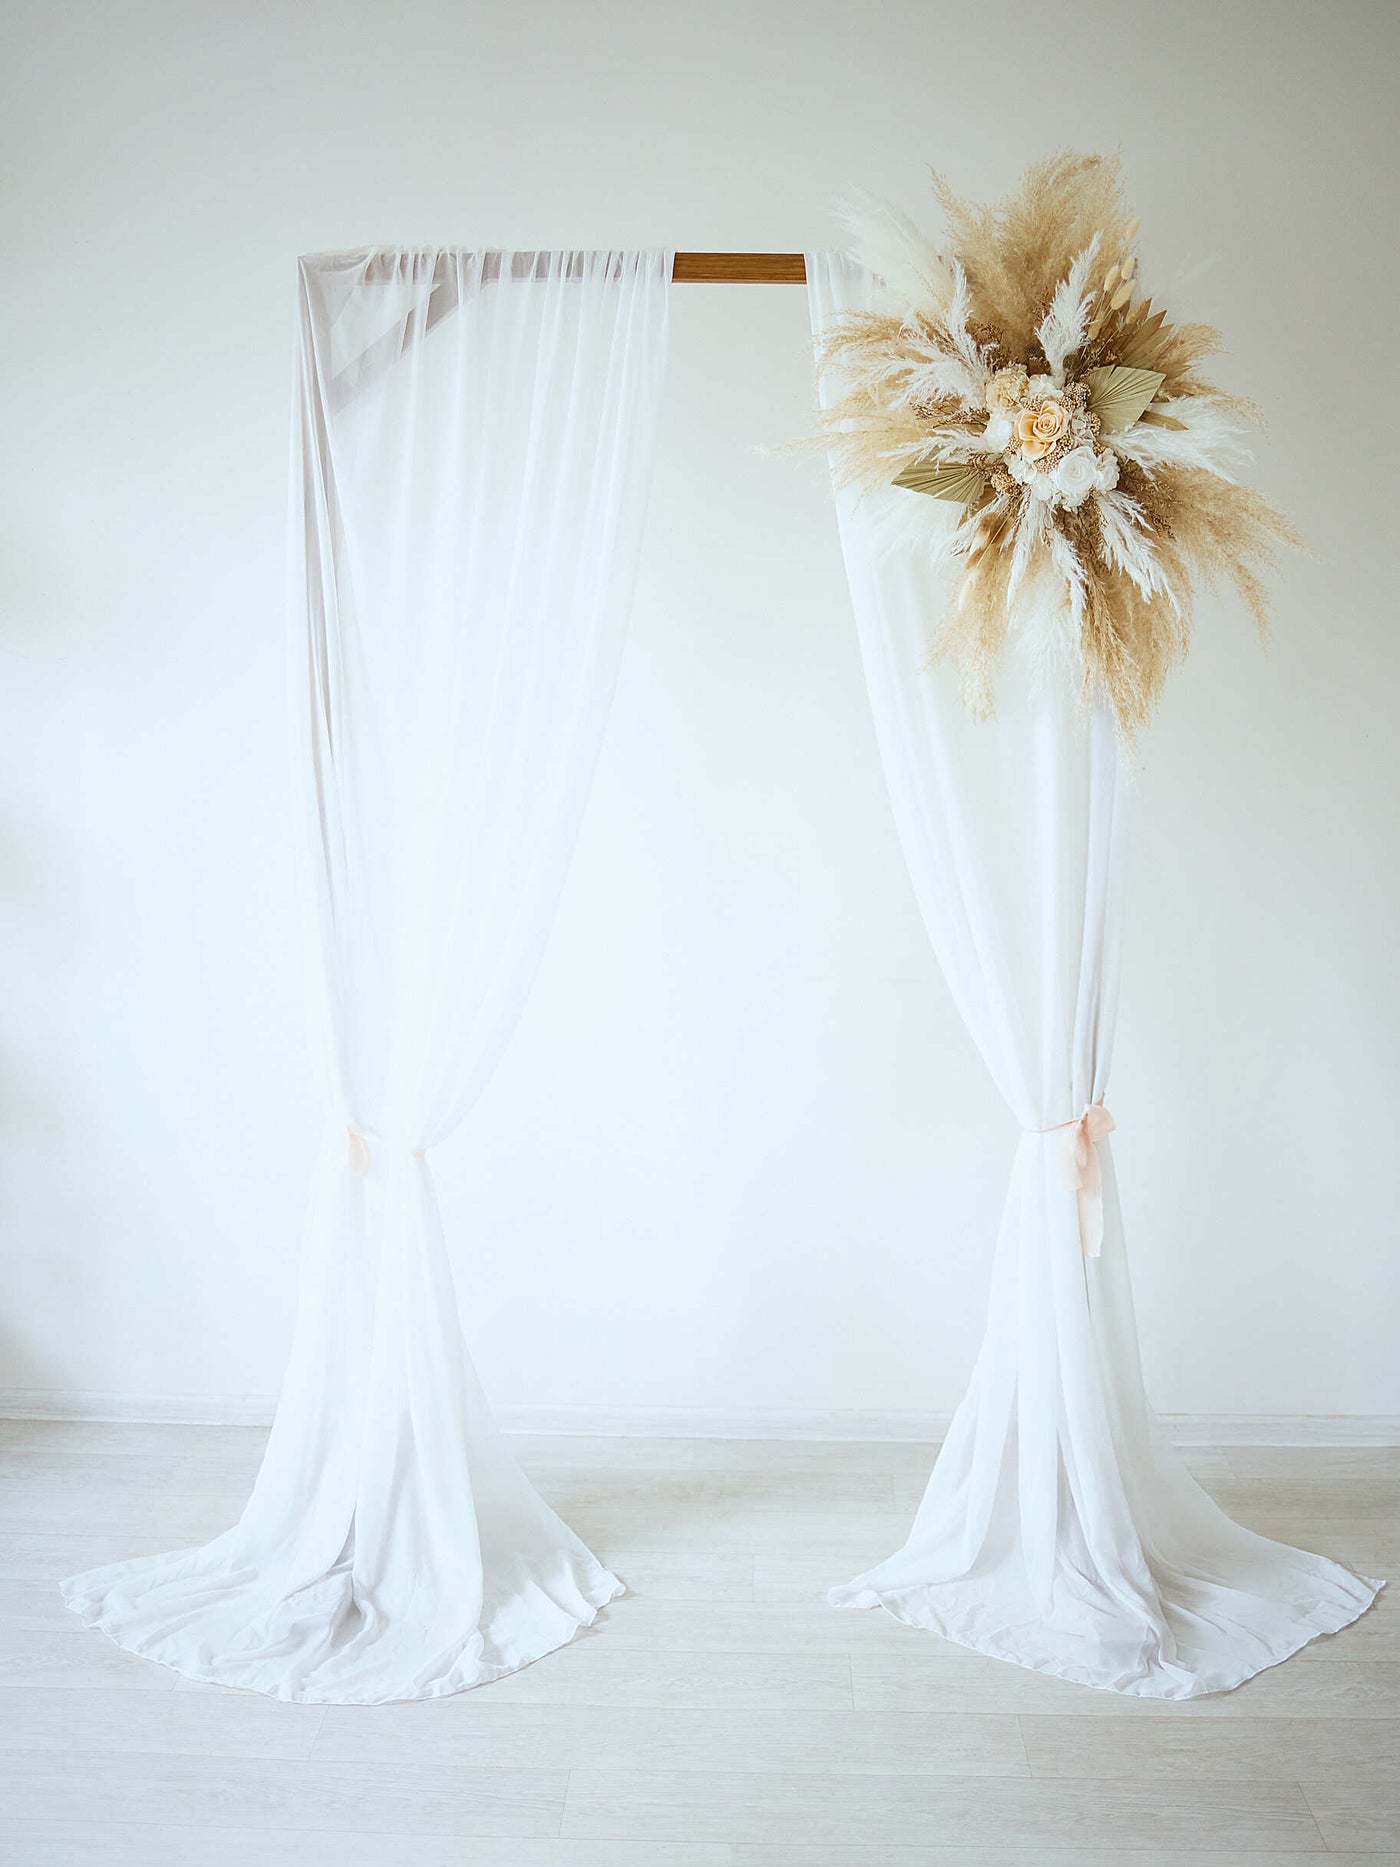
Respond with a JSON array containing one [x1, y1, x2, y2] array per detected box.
[[62, 179, 1379, 1703]]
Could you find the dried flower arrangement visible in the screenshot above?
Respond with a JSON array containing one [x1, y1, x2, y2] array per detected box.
[[817, 152, 1301, 734]]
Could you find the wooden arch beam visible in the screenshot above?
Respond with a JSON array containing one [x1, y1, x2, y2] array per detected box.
[[672, 253, 807, 284]]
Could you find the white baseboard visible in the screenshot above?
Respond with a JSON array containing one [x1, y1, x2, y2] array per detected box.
[[2, 1390, 1398, 1447], [0, 1390, 280, 1428]]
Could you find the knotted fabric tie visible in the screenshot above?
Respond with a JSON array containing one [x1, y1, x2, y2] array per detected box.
[[1039, 1102, 1116, 1259], [346, 1126, 426, 1176]]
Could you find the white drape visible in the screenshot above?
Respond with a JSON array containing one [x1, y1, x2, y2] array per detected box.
[[808, 249, 1380, 1697], [63, 248, 671, 1703]]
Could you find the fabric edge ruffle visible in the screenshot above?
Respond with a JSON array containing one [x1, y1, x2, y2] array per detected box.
[[59, 1557, 626, 1706], [825, 1573, 1386, 1700]]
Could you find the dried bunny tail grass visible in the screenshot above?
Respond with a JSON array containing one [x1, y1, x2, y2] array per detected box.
[[932, 151, 1135, 349]]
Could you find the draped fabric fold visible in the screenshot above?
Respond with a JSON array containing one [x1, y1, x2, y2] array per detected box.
[[63, 247, 671, 1703], [808, 248, 1380, 1697]]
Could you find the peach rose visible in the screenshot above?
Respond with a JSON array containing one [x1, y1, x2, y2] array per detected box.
[[1016, 397, 1068, 461]]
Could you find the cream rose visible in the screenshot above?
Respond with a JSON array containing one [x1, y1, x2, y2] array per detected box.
[[986, 365, 1030, 413], [1016, 397, 1068, 461]]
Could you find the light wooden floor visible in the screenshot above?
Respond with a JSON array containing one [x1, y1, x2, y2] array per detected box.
[[0, 1423, 1396, 1865]]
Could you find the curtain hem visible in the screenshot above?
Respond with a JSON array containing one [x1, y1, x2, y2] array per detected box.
[[827, 1574, 1385, 1701], [60, 1561, 626, 1706]]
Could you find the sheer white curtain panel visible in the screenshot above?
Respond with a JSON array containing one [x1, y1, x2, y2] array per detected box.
[[808, 247, 1379, 1698], [63, 247, 671, 1703]]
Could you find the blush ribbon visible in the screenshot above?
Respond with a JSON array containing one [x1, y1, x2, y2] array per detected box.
[[346, 1126, 426, 1176], [1046, 1102, 1115, 1259]]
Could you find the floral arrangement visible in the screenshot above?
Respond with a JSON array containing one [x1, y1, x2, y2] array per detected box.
[[818, 153, 1300, 734]]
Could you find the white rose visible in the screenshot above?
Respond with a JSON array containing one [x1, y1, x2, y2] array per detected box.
[[1068, 408, 1097, 447], [1052, 445, 1103, 510], [983, 413, 1013, 451], [1095, 449, 1120, 494], [1006, 451, 1037, 487]]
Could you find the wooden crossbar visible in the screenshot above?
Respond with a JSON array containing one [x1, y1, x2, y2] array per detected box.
[[672, 253, 807, 284]]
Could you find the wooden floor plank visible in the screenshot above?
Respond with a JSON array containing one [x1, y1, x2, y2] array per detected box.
[[558, 1769, 1326, 1851], [0, 1577, 86, 1629], [594, 1549, 756, 1602], [313, 1702, 1026, 1776], [588, 1596, 940, 1653], [562, 1506, 914, 1553], [0, 1531, 175, 1582], [0, 1445, 264, 1488], [465, 1642, 853, 1710], [1300, 1775, 1400, 1851], [1021, 1710, 1400, 1777], [0, 1628, 179, 1692], [687, 1438, 939, 1477], [725, 1850, 1399, 1866], [1, 1487, 240, 1539], [534, 1468, 898, 1518], [0, 1753, 569, 1838], [726, 1853, 1396, 1867], [0, 1685, 326, 1758], [0, 1422, 268, 1458], [0, 1829, 731, 1867], [853, 1649, 1400, 1716], [1, 1421, 1396, 1863]]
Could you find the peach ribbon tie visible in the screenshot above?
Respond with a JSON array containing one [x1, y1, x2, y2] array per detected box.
[[346, 1125, 427, 1175], [1058, 1102, 1116, 1259]]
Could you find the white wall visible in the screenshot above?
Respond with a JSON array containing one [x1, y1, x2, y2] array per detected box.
[[2, 0, 1396, 1428]]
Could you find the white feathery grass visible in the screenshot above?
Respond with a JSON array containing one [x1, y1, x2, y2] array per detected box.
[[837, 188, 956, 311], [1010, 557, 1080, 697], [1095, 487, 1174, 604], [899, 346, 984, 408], [944, 260, 991, 389], [1046, 523, 1089, 629], [1005, 496, 1049, 606], [1111, 397, 1253, 478], [913, 425, 1000, 462], [860, 319, 983, 410], [1037, 237, 1100, 384], [861, 481, 967, 568]]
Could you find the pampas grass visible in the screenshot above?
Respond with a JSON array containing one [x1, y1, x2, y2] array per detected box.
[[816, 152, 1300, 735]]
